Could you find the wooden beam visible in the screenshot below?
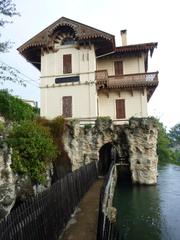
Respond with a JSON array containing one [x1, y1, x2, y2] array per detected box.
[[130, 88, 133, 96], [142, 88, 145, 96]]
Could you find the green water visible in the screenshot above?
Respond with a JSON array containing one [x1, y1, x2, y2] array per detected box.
[[113, 164, 180, 240]]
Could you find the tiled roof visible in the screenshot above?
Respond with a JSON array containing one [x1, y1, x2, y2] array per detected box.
[[18, 17, 115, 53], [115, 42, 158, 56]]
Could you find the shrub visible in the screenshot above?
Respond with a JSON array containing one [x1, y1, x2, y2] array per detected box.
[[7, 120, 57, 184], [84, 124, 92, 130], [0, 90, 38, 122], [95, 116, 112, 129], [36, 116, 72, 180]]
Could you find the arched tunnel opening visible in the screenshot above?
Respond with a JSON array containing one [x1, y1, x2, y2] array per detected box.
[[98, 143, 114, 176], [98, 134, 132, 181]]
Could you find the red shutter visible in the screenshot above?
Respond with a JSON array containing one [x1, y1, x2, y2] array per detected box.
[[114, 61, 123, 75], [116, 99, 125, 119], [62, 96, 72, 117], [63, 54, 72, 74]]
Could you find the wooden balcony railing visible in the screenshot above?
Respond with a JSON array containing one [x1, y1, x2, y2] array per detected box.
[[96, 70, 159, 90]]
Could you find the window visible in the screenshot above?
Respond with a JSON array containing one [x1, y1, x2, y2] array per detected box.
[[62, 37, 75, 45], [63, 54, 72, 74], [62, 96, 72, 117], [116, 99, 125, 119], [114, 61, 123, 75]]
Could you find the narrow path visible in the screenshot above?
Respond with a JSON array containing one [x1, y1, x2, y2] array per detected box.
[[60, 179, 103, 240]]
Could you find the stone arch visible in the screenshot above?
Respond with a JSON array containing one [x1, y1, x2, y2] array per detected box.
[[63, 118, 158, 184]]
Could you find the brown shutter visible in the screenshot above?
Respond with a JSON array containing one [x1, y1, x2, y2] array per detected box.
[[63, 54, 72, 74], [116, 99, 125, 119], [62, 96, 72, 117], [114, 61, 123, 75]]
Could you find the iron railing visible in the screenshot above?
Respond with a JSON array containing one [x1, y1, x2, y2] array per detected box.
[[97, 163, 120, 240], [96, 70, 159, 90]]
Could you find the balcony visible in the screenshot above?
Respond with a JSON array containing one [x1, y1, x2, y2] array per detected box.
[[96, 70, 159, 100]]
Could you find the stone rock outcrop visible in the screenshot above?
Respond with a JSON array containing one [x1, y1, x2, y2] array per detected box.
[[64, 118, 114, 171], [0, 122, 53, 220], [0, 117, 158, 221], [125, 118, 158, 184], [0, 145, 16, 219], [63, 117, 158, 185]]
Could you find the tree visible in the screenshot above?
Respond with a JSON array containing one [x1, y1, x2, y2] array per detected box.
[[7, 120, 57, 184], [169, 123, 180, 146], [156, 119, 176, 163], [0, 0, 20, 52], [0, 0, 25, 86]]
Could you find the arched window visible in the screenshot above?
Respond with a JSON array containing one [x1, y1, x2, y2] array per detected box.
[[62, 37, 75, 45]]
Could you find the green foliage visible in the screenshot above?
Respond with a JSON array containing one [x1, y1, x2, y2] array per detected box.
[[174, 150, 180, 163], [156, 119, 176, 164], [0, 90, 38, 121], [96, 116, 112, 122], [169, 123, 180, 146], [7, 120, 57, 184], [37, 116, 72, 179], [84, 124, 92, 131], [0, 121, 5, 132], [36, 116, 66, 147], [168, 123, 180, 163], [95, 116, 112, 129]]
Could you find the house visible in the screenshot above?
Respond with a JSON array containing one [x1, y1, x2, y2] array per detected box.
[[18, 17, 158, 123], [22, 99, 38, 108]]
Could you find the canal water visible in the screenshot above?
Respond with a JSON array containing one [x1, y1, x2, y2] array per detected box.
[[113, 164, 180, 240]]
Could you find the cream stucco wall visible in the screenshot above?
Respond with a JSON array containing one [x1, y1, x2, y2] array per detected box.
[[40, 43, 148, 121], [40, 44, 97, 119], [98, 90, 148, 120], [96, 55, 145, 75], [41, 83, 97, 119], [41, 44, 96, 79]]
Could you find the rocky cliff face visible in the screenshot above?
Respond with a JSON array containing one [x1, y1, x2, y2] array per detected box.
[[0, 117, 158, 220], [64, 117, 158, 185], [0, 123, 52, 220], [125, 118, 158, 184], [0, 145, 15, 219]]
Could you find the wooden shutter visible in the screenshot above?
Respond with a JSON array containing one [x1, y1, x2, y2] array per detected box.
[[116, 99, 125, 119], [114, 61, 123, 75], [63, 54, 72, 74], [62, 96, 72, 117]]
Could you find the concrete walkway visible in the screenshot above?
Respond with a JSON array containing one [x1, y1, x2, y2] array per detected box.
[[60, 179, 103, 240]]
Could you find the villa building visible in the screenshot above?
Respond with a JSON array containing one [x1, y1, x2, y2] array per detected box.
[[18, 17, 158, 123]]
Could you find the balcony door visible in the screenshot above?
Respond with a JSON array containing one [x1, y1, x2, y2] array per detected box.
[[114, 61, 123, 75]]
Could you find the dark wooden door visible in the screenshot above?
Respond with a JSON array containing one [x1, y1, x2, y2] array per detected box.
[[116, 99, 125, 119], [62, 96, 72, 117], [114, 61, 123, 75], [63, 54, 72, 74]]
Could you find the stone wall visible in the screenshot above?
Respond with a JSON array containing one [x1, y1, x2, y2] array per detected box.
[[63, 117, 158, 185]]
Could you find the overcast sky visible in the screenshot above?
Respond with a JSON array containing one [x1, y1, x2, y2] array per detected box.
[[1, 0, 180, 129]]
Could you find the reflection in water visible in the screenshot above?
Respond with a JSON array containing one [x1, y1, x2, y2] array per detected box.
[[113, 164, 180, 240]]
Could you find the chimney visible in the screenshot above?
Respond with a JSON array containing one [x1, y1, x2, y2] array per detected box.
[[121, 30, 127, 46]]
